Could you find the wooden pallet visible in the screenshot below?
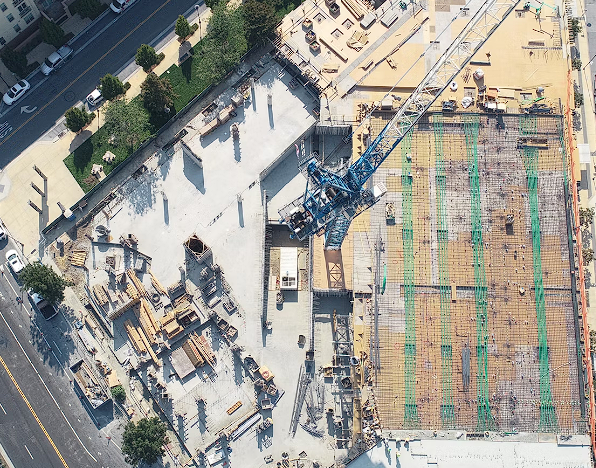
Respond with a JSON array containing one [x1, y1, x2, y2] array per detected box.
[[227, 401, 242, 415], [149, 270, 167, 296], [69, 250, 87, 267]]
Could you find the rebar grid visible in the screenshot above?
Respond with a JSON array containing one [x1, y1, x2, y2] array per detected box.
[[361, 112, 583, 433]]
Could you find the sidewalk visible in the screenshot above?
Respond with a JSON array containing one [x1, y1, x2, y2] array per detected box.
[[0, 8, 212, 258], [571, 7, 596, 332]]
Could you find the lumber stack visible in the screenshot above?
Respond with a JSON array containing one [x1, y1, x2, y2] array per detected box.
[[191, 332, 216, 366], [124, 320, 147, 354], [134, 299, 160, 344], [126, 283, 139, 300], [127, 269, 148, 300], [182, 338, 205, 367], [93, 284, 109, 305], [149, 270, 168, 296]]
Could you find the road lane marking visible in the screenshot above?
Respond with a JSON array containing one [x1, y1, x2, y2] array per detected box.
[[52, 340, 62, 355], [0, 309, 97, 463], [0, 356, 68, 467], [0, 401, 6, 414], [0, 0, 177, 148], [23, 444, 33, 459]]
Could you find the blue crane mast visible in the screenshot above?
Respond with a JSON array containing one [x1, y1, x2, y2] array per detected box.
[[279, 0, 520, 250]]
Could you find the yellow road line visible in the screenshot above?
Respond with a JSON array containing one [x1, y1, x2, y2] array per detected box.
[[0, 0, 175, 148], [0, 355, 69, 468]]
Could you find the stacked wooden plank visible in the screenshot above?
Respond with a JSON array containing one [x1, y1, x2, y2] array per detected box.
[[93, 284, 109, 305], [139, 329, 160, 366], [127, 269, 148, 300], [126, 283, 139, 300], [124, 320, 147, 354], [134, 299, 160, 344], [341, 0, 366, 19], [182, 339, 205, 367], [161, 311, 183, 340], [191, 332, 216, 366], [69, 250, 88, 267], [149, 270, 168, 296]]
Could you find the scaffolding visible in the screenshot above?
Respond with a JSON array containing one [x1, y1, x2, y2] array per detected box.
[[360, 111, 582, 433]]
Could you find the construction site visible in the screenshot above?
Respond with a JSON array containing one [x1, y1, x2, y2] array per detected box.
[[42, 0, 596, 465]]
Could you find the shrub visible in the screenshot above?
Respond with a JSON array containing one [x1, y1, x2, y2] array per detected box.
[[40, 18, 66, 48], [65, 107, 94, 133], [135, 44, 159, 72], [570, 18, 582, 40], [583, 247, 594, 265], [100, 73, 126, 100], [175, 15, 191, 39], [69, 0, 106, 19], [574, 89, 584, 107], [1, 47, 28, 77], [572, 57, 582, 70], [111, 385, 126, 403]]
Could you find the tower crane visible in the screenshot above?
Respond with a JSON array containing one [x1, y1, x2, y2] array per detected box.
[[279, 0, 521, 250]]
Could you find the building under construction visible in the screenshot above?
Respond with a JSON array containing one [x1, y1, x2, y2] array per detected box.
[[343, 110, 585, 434]]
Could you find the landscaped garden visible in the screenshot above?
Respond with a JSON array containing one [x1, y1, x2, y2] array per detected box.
[[63, 0, 298, 192]]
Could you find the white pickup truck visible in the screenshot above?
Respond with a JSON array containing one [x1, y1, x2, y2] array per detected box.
[[41, 45, 73, 75]]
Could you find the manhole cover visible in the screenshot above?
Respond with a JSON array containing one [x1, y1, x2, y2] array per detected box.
[[64, 91, 75, 102]]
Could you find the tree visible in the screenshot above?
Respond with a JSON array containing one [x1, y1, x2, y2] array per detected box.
[[579, 207, 594, 228], [205, 0, 219, 8], [570, 18, 582, 40], [575, 90, 584, 107], [122, 417, 168, 466], [20, 263, 72, 305], [104, 98, 149, 149], [243, 0, 277, 46], [65, 107, 94, 133], [40, 18, 66, 48], [175, 15, 191, 39], [140, 73, 176, 117], [135, 44, 159, 72], [111, 385, 126, 403], [1, 47, 28, 78], [198, 1, 247, 83], [100, 74, 126, 100], [583, 247, 594, 265]]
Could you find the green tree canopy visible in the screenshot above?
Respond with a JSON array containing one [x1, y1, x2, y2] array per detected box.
[[175, 15, 191, 39], [20, 263, 72, 305], [40, 18, 66, 48], [111, 385, 126, 403], [135, 44, 159, 72], [122, 417, 168, 466], [1, 47, 28, 78], [198, 1, 247, 83], [100, 74, 126, 100], [243, 0, 277, 46], [65, 107, 94, 133], [140, 73, 176, 116], [103, 98, 149, 149], [205, 0, 219, 8]]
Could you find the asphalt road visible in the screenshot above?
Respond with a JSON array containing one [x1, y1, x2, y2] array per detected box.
[[0, 0, 206, 167], [0, 238, 125, 467]]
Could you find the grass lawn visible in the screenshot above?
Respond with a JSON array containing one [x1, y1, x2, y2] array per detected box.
[[161, 42, 210, 112], [63, 126, 139, 193]]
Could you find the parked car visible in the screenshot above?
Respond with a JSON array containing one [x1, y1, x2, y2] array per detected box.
[[3, 80, 30, 106], [40, 46, 73, 75], [86, 88, 103, 107], [29, 292, 58, 320], [5, 249, 24, 273], [110, 0, 135, 13]]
